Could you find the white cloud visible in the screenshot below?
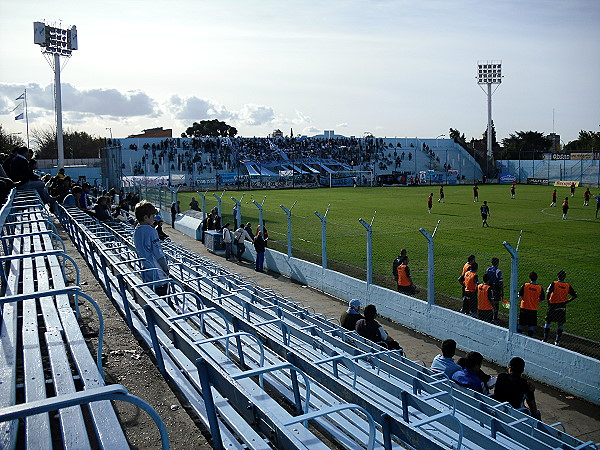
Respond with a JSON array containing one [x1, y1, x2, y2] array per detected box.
[[336, 122, 349, 128], [166, 95, 231, 120], [234, 104, 275, 126], [303, 126, 320, 134]]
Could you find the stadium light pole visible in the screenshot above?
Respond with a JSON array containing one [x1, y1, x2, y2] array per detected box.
[[477, 61, 502, 179], [34, 21, 78, 172]]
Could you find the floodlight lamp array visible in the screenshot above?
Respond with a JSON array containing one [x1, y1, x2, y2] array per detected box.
[[477, 60, 502, 85], [33, 22, 78, 56]]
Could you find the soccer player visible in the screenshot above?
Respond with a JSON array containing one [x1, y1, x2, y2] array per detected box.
[[543, 270, 577, 346], [517, 272, 545, 337], [561, 197, 569, 220], [477, 272, 495, 323], [427, 193, 433, 213], [473, 184, 479, 202], [438, 186, 445, 203], [570, 182, 576, 197], [583, 188, 590, 206], [480, 201, 490, 227], [596, 194, 600, 218], [458, 262, 478, 316], [510, 183, 516, 199], [550, 189, 557, 207]]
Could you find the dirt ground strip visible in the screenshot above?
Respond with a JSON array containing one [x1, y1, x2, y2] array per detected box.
[[61, 217, 600, 448]]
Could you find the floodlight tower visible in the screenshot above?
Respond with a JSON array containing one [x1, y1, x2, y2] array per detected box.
[[477, 60, 502, 177], [33, 21, 78, 171]]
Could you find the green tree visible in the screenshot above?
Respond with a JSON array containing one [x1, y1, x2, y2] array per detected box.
[[184, 119, 238, 138], [501, 131, 551, 160], [31, 127, 103, 159], [564, 130, 600, 152], [0, 124, 26, 155]]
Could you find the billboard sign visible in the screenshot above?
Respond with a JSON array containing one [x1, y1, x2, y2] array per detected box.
[[499, 173, 516, 184]]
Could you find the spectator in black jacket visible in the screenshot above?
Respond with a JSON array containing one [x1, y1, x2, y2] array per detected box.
[[7, 146, 52, 204]]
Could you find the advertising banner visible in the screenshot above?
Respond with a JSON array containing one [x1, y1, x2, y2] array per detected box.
[[554, 180, 580, 187], [499, 173, 517, 184], [527, 178, 549, 185], [551, 154, 570, 160], [570, 153, 593, 160]]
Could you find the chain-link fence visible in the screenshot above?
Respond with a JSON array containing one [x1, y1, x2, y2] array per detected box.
[[147, 186, 599, 359]]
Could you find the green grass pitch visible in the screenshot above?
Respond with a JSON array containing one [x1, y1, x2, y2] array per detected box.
[[178, 184, 600, 343]]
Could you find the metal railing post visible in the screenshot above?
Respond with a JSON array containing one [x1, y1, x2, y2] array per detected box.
[[252, 196, 266, 232], [212, 191, 224, 217], [503, 232, 521, 335], [230, 194, 244, 228], [314, 204, 330, 270], [280, 201, 296, 257], [359, 211, 376, 295], [419, 220, 440, 305]]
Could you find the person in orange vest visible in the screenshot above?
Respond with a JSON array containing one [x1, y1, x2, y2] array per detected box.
[[396, 256, 419, 295], [477, 272, 495, 323], [461, 254, 476, 298], [458, 262, 478, 316], [517, 272, 545, 337], [543, 270, 577, 346]]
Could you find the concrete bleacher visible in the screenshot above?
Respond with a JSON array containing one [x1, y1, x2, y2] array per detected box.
[[55, 205, 597, 450], [0, 190, 169, 449]]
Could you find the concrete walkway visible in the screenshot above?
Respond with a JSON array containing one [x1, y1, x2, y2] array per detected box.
[[167, 225, 600, 443]]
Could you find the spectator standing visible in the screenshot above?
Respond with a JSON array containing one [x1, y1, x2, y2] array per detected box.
[[340, 299, 364, 331], [244, 222, 255, 240], [493, 357, 539, 419], [430, 339, 462, 378], [396, 256, 419, 295], [458, 262, 478, 315], [543, 270, 577, 346], [222, 222, 232, 261], [133, 201, 171, 300], [484, 258, 504, 323], [355, 305, 401, 350], [171, 200, 181, 227], [480, 201, 490, 227], [232, 225, 253, 262], [517, 272, 545, 337], [253, 229, 267, 272]]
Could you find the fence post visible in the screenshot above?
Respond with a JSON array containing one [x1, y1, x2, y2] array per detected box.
[[280, 201, 297, 257], [197, 191, 207, 217], [419, 220, 440, 305], [314, 204, 330, 270], [359, 211, 376, 295], [502, 235, 520, 335], [252, 196, 266, 232], [212, 191, 224, 217], [231, 193, 244, 228]]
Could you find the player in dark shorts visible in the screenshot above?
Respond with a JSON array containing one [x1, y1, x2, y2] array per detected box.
[[510, 184, 516, 199], [480, 201, 490, 227], [596, 194, 600, 218], [438, 186, 444, 203], [543, 270, 577, 346], [583, 188, 590, 206], [473, 184, 479, 202], [517, 272, 545, 337], [550, 189, 557, 207], [561, 197, 569, 220], [428, 193, 433, 213], [570, 182, 576, 197]]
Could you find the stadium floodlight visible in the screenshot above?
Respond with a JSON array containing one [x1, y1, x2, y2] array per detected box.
[[477, 60, 502, 177], [34, 21, 78, 171]]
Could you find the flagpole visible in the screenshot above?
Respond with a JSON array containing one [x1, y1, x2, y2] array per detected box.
[[24, 89, 30, 149]]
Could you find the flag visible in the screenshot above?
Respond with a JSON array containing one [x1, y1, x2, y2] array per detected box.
[[15, 113, 24, 120], [15, 93, 25, 101]]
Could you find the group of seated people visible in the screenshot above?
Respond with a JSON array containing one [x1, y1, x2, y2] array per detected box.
[[340, 300, 540, 419]]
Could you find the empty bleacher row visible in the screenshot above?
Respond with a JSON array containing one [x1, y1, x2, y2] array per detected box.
[[0, 189, 169, 449], [56, 204, 596, 450]]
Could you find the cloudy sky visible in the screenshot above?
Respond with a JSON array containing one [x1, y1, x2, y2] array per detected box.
[[1, 0, 599, 144]]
